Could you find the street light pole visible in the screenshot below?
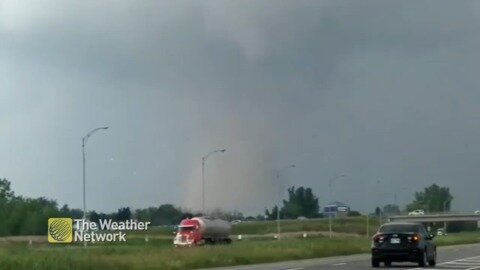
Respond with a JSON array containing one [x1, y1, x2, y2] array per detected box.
[[82, 126, 108, 248], [366, 211, 370, 238], [202, 157, 205, 215], [443, 199, 451, 214], [328, 174, 346, 239], [201, 149, 226, 215], [276, 172, 280, 240], [366, 179, 379, 238], [276, 164, 295, 240], [443, 198, 452, 232]]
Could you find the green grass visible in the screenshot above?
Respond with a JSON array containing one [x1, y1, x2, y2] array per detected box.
[[0, 232, 478, 270], [231, 217, 378, 235], [435, 231, 480, 246], [128, 226, 174, 236], [0, 237, 368, 270], [130, 217, 379, 237]]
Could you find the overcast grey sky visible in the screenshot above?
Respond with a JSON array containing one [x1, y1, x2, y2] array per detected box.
[[2, 0, 480, 215]]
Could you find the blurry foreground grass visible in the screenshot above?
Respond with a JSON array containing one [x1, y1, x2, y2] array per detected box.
[[0, 232, 479, 270]]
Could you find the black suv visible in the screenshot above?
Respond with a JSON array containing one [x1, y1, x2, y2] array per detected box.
[[371, 222, 436, 267]]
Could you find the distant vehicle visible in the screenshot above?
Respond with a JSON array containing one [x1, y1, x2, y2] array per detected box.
[[231, 220, 242, 225], [371, 222, 436, 268], [173, 217, 232, 247], [474, 210, 480, 214], [436, 228, 446, 236], [296, 216, 308, 220], [408, 210, 425, 216]]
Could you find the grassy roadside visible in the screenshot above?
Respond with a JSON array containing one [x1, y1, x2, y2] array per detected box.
[[0, 232, 479, 270], [0, 237, 369, 270], [435, 231, 480, 246], [235, 217, 381, 235], [127, 217, 380, 237]]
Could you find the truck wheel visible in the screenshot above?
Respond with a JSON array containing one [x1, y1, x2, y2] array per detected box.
[[418, 250, 427, 267], [371, 258, 380, 268], [428, 250, 436, 266]]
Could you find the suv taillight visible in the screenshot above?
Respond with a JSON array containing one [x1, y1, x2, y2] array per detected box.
[[407, 234, 420, 243], [373, 234, 385, 244]]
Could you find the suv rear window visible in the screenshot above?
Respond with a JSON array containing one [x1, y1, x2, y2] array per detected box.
[[379, 224, 420, 233]]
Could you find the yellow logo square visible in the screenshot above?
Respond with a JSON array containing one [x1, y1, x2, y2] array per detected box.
[[48, 218, 73, 243]]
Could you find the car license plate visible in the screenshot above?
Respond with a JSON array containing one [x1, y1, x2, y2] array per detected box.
[[390, 238, 401, 244]]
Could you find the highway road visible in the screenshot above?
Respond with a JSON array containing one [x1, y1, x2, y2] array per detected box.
[[208, 243, 480, 270]]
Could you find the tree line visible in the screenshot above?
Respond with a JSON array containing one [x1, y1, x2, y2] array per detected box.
[[265, 186, 321, 219], [377, 184, 454, 216], [0, 178, 246, 236], [0, 176, 458, 236], [0, 178, 80, 235]]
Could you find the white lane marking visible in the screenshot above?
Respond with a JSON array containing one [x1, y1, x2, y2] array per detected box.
[[445, 262, 480, 265], [437, 256, 480, 264], [285, 268, 304, 270], [410, 255, 480, 269], [439, 267, 472, 269], [332, 262, 347, 266]]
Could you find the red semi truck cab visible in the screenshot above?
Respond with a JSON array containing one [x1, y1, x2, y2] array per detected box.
[[174, 219, 203, 246], [173, 217, 232, 247]]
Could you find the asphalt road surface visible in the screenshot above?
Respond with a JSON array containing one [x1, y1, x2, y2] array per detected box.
[[208, 243, 480, 270]]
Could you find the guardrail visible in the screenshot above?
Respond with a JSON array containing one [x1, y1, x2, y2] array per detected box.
[[387, 213, 480, 223]]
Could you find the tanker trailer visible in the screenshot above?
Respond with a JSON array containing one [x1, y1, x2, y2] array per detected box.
[[173, 216, 232, 247]]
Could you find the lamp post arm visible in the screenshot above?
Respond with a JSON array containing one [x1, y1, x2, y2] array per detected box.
[[83, 127, 109, 146]]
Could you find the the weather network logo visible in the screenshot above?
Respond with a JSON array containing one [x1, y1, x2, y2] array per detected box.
[[48, 218, 73, 243]]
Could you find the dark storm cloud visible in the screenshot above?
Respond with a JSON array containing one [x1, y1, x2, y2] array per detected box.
[[1, 0, 480, 214]]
